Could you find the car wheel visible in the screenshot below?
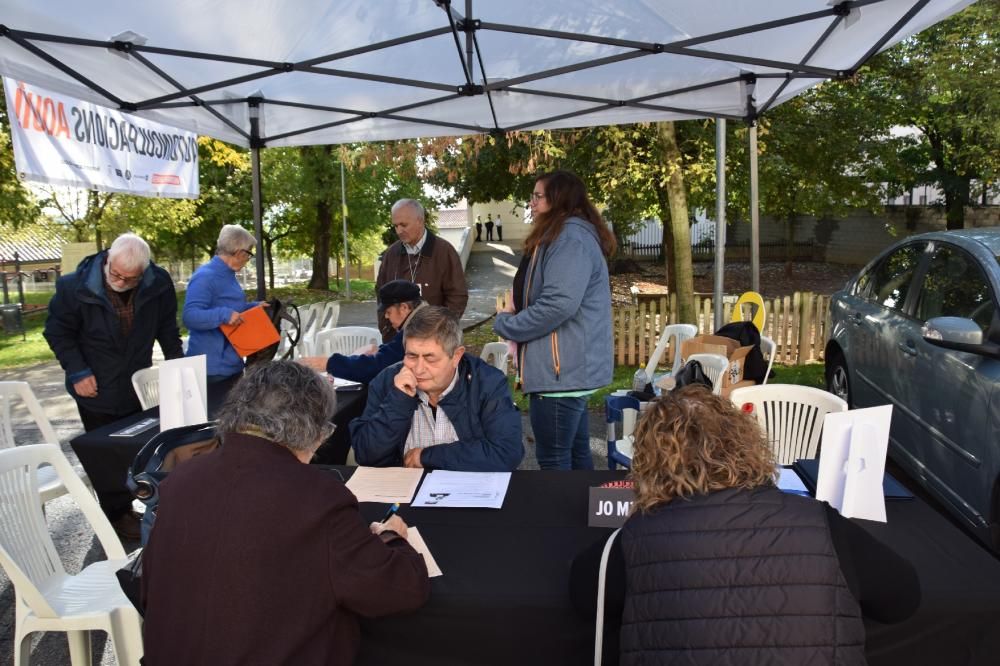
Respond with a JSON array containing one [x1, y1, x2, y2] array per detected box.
[[826, 351, 852, 407]]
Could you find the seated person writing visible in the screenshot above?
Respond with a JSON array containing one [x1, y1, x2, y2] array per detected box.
[[141, 361, 429, 665], [350, 305, 523, 471], [299, 279, 425, 383], [571, 385, 921, 666]]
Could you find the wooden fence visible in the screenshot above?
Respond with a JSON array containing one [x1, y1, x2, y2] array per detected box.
[[613, 292, 832, 367]]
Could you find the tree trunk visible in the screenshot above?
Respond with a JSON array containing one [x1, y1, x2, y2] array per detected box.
[[309, 198, 333, 290], [943, 175, 971, 230], [656, 121, 695, 323], [784, 214, 796, 278], [655, 187, 676, 293]]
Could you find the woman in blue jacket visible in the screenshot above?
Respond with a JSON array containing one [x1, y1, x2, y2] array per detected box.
[[494, 170, 616, 470], [183, 224, 260, 381]]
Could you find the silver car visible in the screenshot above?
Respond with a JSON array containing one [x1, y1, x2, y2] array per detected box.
[[826, 229, 1000, 551]]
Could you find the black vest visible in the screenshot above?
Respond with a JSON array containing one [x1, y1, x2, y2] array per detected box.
[[620, 486, 866, 666]]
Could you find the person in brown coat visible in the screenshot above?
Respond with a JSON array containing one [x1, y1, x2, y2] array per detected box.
[[376, 198, 468, 341], [141, 361, 430, 665]]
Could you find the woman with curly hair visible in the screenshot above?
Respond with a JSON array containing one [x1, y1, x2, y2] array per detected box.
[[572, 385, 920, 666], [494, 170, 616, 470]]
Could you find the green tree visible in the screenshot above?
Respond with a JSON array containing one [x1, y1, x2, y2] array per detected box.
[[853, 0, 1000, 229]]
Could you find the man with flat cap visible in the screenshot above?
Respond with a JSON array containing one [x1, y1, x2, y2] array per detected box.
[[299, 280, 425, 384]]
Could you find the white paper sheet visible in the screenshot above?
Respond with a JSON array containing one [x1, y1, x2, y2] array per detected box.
[[345, 467, 424, 504], [407, 527, 442, 577], [816, 405, 892, 522], [331, 376, 363, 391], [411, 470, 511, 509], [159, 355, 207, 430]]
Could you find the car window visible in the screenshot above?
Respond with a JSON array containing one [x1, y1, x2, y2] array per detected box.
[[865, 243, 926, 310], [915, 245, 996, 333]]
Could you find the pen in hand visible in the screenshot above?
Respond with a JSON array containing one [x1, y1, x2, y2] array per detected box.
[[380, 503, 400, 524]]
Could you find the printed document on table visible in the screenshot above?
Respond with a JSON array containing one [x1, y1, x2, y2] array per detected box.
[[345, 466, 424, 504], [407, 527, 443, 577], [411, 470, 511, 509]]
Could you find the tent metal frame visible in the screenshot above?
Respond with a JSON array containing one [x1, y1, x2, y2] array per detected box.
[[0, 0, 930, 306]]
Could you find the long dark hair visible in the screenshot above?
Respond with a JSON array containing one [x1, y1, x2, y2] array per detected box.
[[524, 170, 617, 258]]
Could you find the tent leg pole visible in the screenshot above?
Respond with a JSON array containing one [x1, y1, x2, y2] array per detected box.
[[713, 118, 726, 331], [251, 144, 265, 301], [340, 159, 351, 299], [749, 122, 760, 294]]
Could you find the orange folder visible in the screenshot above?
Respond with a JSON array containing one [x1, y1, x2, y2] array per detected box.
[[219, 304, 281, 357]]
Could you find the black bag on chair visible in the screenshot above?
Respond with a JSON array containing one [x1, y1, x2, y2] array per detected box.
[[118, 422, 218, 613], [127, 422, 219, 543], [673, 359, 714, 391], [245, 298, 301, 365]]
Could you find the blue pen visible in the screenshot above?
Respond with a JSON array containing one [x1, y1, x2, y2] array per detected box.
[[380, 503, 400, 524]]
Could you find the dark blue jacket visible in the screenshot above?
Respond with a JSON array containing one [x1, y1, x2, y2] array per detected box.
[[350, 354, 523, 471], [326, 329, 403, 384], [44, 251, 183, 415]]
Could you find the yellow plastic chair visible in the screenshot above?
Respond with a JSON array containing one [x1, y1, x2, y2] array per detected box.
[[730, 291, 766, 331]]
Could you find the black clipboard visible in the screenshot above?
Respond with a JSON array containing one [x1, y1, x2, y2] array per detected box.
[[791, 458, 914, 500]]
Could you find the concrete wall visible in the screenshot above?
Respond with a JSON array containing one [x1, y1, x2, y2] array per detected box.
[[726, 206, 1000, 267]]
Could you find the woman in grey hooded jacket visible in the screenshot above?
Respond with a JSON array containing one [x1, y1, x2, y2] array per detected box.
[[494, 170, 616, 469]]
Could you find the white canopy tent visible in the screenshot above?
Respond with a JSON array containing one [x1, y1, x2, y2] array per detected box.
[[0, 0, 975, 306]]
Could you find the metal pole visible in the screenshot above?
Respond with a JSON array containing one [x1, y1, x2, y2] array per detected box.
[[749, 122, 760, 294], [251, 145, 265, 301], [14, 252, 25, 305], [340, 160, 351, 299], [249, 100, 266, 301], [713, 119, 727, 330]]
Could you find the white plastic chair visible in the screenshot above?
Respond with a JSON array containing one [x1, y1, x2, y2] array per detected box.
[[131, 367, 160, 410], [729, 384, 848, 465], [316, 300, 340, 330], [296, 303, 322, 356], [644, 323, 698, 379], [0, 381, 90, 504], [313, 326, 381, 358], [480, 342, 510, 374], [686, 353, 730, 395], [759, 335, 776, 385], [0, 444, 143, 666]]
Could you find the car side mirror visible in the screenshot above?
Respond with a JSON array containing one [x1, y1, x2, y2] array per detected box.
[[922, 316, 1000, 358]]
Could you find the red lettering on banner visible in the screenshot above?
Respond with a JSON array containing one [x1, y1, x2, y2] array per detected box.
[[13, 83, 71, 138], [152, 174, 181, 185]]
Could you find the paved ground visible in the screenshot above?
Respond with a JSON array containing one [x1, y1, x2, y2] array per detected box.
[[0, 241, 611, 665]]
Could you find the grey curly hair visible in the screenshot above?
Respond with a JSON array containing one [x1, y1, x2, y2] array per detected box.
[[216, 361, 336, 453]]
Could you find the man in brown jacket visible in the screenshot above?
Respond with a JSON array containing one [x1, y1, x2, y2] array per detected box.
[[376, 198, 468, 340]]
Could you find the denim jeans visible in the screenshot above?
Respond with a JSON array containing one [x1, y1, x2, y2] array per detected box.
[[529, 394, 593, 470]]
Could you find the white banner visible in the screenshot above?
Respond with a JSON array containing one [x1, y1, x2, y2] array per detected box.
[[3, 77, 199, 199]]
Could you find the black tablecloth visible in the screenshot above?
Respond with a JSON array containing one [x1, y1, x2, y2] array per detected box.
[[339, 469, 1000, 666], [70, 381, 364, 506]]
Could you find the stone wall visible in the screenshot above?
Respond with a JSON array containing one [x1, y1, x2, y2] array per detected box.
[[726, 206, 1000, 267]]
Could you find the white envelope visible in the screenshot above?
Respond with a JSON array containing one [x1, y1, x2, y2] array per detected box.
[[159, 355, 208, 430], [816, 405, 892, 523]]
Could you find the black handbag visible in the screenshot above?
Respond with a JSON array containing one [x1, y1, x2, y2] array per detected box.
[[245, 298, 301, 365], [672, 359, 714, 391], [127, 422, 219, 541], [117, 422, 219, 613]]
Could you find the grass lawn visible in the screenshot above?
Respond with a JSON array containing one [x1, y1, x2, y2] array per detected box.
[[0, 278, 377, 371]]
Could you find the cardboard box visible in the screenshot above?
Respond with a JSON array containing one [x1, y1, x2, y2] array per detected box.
[[680, 334, 754, 396]]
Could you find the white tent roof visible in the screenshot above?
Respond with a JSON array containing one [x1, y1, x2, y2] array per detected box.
[[0, 0, 975, 148]]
